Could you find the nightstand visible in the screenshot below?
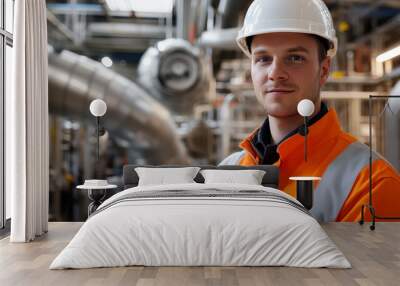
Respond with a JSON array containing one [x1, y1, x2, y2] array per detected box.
[[289, 176, 321, 210], [76, 183, 117, 217]]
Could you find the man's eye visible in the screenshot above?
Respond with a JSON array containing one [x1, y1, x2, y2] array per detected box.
[[287, 55, 305, 64], [254, 56, 272, 64]]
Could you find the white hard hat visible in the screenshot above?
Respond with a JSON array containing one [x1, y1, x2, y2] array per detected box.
[[237, 0, 338, 58]]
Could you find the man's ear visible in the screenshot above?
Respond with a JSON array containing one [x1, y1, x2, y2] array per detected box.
[[319, 57, 331, 86]]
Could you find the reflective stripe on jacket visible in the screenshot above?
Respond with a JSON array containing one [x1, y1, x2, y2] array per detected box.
[[220, 109, 400, 222]]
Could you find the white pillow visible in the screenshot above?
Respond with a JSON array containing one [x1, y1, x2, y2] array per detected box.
[[200, 169, 266, 185], [135, 167, 201, 186]]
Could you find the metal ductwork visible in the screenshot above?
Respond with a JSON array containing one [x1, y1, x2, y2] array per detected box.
[[197, 27, 240, 50], [48, 48, 190, 164], [216, 0, 251, 29], [87, 23, 168, 39], [385, 80, 400, 171], [137, 38, 211, 114], [197, 0, 251, 51]]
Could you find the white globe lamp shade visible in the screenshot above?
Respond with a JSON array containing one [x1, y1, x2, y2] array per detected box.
[[297, 99, 315, 117], [90, 99, 107, 117]]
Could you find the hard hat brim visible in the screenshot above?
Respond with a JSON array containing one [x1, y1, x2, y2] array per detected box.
[[237, 29, 337, 58]]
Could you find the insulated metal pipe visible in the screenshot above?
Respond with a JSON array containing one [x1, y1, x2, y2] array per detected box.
[[48, 49, 190, 164]]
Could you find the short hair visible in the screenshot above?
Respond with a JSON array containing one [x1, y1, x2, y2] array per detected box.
[[246, 34, 330, 63]]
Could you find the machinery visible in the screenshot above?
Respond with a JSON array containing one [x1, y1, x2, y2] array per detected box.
[[137, 38, 212, 114]]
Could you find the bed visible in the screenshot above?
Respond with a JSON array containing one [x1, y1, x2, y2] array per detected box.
[[50, 165, 351, 269]]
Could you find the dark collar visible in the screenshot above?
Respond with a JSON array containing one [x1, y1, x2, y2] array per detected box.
[[253, 102, 329, 164]]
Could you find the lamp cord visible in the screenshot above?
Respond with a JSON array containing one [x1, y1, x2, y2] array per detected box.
[[304, 116, 308, 162], [96, 116, 100, 161]]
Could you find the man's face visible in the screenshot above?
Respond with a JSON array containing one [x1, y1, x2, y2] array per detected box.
[[250, 32, 331, 118]]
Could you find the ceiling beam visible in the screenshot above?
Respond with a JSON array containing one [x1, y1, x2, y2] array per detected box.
[[88, 22, 167, 38], [82, 37, 157, 53], [47, 9, 75, 42], [347, 13, 400, 49]]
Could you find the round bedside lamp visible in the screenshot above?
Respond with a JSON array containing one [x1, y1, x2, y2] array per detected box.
[[290, 99, 319, 210], [90, 99, 107, 161], [297, 99, 315, 117], [90, 99, 107, 117], [297, 99, 314, 162], [77, 99, 112, 217]]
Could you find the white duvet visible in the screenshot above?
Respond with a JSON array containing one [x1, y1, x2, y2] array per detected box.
[[50, 183, 351, 269]]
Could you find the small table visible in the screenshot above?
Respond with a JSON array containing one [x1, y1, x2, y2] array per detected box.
[[289, 176, 321, 210], [76, 184, 117, 216]]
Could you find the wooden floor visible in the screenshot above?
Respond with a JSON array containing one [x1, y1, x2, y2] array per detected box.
[[1, 222, 399, 286]]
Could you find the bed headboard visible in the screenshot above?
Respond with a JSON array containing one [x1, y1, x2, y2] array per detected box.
[[122, 165, 280, 189]]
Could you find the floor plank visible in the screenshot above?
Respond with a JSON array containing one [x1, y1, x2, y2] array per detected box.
[[0, 222, 399, 286]]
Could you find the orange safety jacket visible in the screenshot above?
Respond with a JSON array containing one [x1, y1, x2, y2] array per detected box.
[[220, 109, 400, 222]]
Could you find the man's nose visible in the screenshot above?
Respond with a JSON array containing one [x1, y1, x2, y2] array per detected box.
[[268, 59, 289, 81]]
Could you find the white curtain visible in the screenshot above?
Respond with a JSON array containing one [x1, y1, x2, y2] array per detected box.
[[7, 0, 49, 242]]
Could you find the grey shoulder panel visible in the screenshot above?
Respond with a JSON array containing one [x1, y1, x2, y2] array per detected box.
[[218, 151, 246, 166], [310, 141, 378, 222]]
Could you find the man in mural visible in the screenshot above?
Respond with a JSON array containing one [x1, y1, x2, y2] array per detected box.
[[220, 0, 400, 222]]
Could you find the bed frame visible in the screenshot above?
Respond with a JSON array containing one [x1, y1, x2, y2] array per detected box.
[[122, 165, 280, 189]]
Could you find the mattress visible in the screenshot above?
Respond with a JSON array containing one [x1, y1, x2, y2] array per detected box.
[[50, 183, 351, 269]]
